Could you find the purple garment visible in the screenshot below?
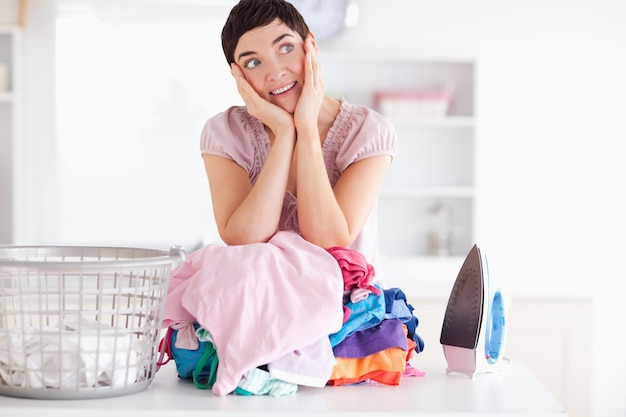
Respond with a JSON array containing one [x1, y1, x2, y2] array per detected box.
[[332, 318, 408, 358]]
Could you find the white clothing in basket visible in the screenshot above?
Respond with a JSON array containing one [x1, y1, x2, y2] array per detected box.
[[0, 316, 142, 390]]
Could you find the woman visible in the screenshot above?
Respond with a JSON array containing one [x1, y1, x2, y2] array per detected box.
[[163, 0, 400, 396], [202, 0, 397, 276]]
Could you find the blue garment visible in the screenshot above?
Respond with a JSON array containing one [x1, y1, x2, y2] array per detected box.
[[167, 324, 218, 389], [329, 284, 385, 347], [384, 288, 425, 353]]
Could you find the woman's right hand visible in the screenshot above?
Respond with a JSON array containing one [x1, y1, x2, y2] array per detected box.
[[231, 63, 294, 136]]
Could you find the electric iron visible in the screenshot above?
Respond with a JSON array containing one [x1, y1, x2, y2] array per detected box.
[[440, 244, 509, 378]]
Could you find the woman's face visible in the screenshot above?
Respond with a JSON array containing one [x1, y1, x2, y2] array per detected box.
[[234, 19, 306, 114]]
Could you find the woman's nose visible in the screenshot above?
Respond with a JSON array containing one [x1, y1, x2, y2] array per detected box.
[[265, 58, 287, 81]]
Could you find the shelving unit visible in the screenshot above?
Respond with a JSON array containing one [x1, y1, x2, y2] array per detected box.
[[319, 51, 476, 280], [0, 25, 19, 244]]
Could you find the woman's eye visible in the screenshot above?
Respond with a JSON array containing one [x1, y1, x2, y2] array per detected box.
[[279, 44, 294, 54], [245, 59, 261, 69]]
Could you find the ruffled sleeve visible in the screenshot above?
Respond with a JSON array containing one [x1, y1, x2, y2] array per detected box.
[[334, 104, 398, 173], [200, 106, 268, 183]]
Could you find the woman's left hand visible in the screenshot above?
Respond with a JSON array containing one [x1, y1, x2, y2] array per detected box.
[[293, 36, 325, 134]]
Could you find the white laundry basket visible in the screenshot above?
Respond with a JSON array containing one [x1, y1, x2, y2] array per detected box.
[[0, 245, 186, 399]]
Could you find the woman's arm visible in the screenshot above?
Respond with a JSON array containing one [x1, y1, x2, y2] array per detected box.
[[294, 37, 392, 248], [203, 128, 294, 245], [295, 143, 392, 249], [204, 65, 296, 245]]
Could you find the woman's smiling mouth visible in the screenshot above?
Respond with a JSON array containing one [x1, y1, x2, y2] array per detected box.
[[270, 81, 297, 95]]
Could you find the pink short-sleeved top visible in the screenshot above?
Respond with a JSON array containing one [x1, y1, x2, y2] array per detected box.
[[200, 98, 397, 281]]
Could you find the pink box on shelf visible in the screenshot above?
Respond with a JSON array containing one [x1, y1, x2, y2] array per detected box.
[[374, 87, 454, 118]]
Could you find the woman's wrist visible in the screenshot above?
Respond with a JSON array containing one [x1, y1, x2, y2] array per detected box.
[[295, 123, 319, 142], [272, 124, 297, 144]]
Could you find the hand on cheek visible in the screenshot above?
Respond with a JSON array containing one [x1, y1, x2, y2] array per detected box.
[[231, 63, 293, 136], [294, 36, 325, 132], [306, 35, 318, 55], [231, 63, 256, 101]]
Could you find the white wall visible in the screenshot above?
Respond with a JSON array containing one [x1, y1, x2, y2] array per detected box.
[[17, 0, 626, 416]]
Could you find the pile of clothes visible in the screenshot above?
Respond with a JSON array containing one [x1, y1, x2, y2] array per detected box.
[[159, 231, 424, 396]]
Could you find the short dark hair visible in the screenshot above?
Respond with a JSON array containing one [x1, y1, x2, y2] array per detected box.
[[221, 0, 310, 65]]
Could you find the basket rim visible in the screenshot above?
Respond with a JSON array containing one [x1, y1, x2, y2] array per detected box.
[[0, 245, 186, 269]]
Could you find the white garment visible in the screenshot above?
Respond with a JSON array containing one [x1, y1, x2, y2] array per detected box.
[[268, 337, 336, 388], [0, 316, 143, 389]]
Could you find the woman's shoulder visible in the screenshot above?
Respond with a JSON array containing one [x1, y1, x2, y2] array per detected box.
[[336, 99, 397, 146], [331, 99, 398, 170], [204, 105, 249, 130], [200, 106, 260, 155], [340, 100, 395, 131]]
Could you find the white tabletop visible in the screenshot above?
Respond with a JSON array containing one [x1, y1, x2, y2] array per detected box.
[[0, 360, 566, 416]]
